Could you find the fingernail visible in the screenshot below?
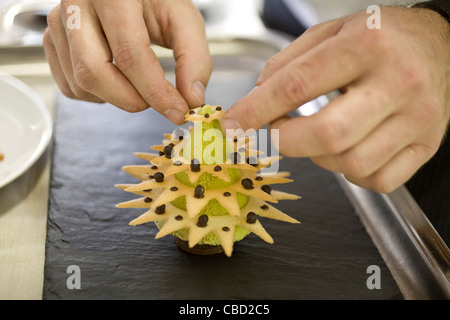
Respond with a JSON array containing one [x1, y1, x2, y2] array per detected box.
[[191, 81, 205, 105], [165, 108, 186, 124], [221, 118, 242, 137]]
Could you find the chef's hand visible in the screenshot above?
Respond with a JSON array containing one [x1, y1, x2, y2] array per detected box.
[[222, 7, 450, 193], [44, 0, 212, 124]]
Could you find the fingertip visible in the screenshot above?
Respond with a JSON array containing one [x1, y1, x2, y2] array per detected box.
[[165, 108, 187, 125], [174, 48, 212, 107], [221, 119, 242, 137], [190, 80, 206, 106]]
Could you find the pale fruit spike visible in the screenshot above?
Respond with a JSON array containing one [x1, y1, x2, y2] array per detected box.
[[188, 224, 214, 248], [151, 145, 164, 152], [241, 218, 274, 244], [125, 175, 174, 192], [207, 189, 241, 217], [270, 190, 302, 200], [116, 197, 154, 209], [164, 163, 190, 176], [164, 163, 257, 183], [245, 197, 300, 224], [149, 155, 173, 165], [213, 163, 259, 172], [266, 171, 291, 178], [188, 215, 236, 252], [237, 183, 278, 203], [247, 149, 264, 156], [185, 107, 225, 123], [122, 165, 160, 181], [252, 177, 293, 186], [256, 156, 283, 169], [150, 185, 185, 209], [133, 152, 159, 162], [201, 165, 232, 182], [182, 164, 254, 183], [184, 191, 214, 219], [213, 224, 236, 257], [115, 183, 134, 190], [155, 218, 190, 239], [115, 184, 159, 197], [186, 169, 205, 184], [129, 209, 163, 226]]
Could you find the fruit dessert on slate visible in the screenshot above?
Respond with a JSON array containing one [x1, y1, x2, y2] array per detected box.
[[116, 104, 300, 257]]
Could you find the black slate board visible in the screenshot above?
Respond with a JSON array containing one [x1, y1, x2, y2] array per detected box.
[[43, 67, 403, 300]]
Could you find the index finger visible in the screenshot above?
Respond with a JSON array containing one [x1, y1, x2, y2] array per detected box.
[[221, 31, 369, 132], [165, 1, 213, 107], [256, 17, 346, 86], [94, 0, 188, 124]]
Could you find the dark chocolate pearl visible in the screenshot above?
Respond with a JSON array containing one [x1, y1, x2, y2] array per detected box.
[[255, 176, 263, 181], [190, 159, 201, 172], [163, 145, 173, 159], [168, 143, 174, 147], [194, 185, 204, 199], [144, 197, 152, 203], [189, 110, 195, 114], [261, 185, 272, 194], [214, 165, 222, 172], [260, 204, 269, 210], [151, 165, 157, 170], [241, 178, 254, 190], [215, 106, 222, 111], [223, 192, 231, 197], [159, 151, 164, 156], [173, 160, 182, 166], [170, 186, 178, 191], [246, 212, 258, 224], [155, 204, 166, 215], [233, 137, 238, 142], [175, 215, 183, 221], [222, 226, 230, 232], [154, 172, 164, 182], [173, 129, 184, 141], [230, 152, 240, 164], [196, 215, 209, 227], [246, 156, 258, 167], [204, 113, 210, 118]]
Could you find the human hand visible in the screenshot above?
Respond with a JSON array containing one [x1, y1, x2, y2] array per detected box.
[[44, 0, 212, 124], [222, 7, 450, 193]]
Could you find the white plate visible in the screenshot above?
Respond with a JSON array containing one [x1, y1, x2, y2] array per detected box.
[[0, 71, 53, 188]]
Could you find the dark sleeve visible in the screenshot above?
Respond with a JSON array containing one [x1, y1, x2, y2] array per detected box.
[[406, 136, 450, 247], [413, 0, 450, 22], [405, 1, 450, 247]]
